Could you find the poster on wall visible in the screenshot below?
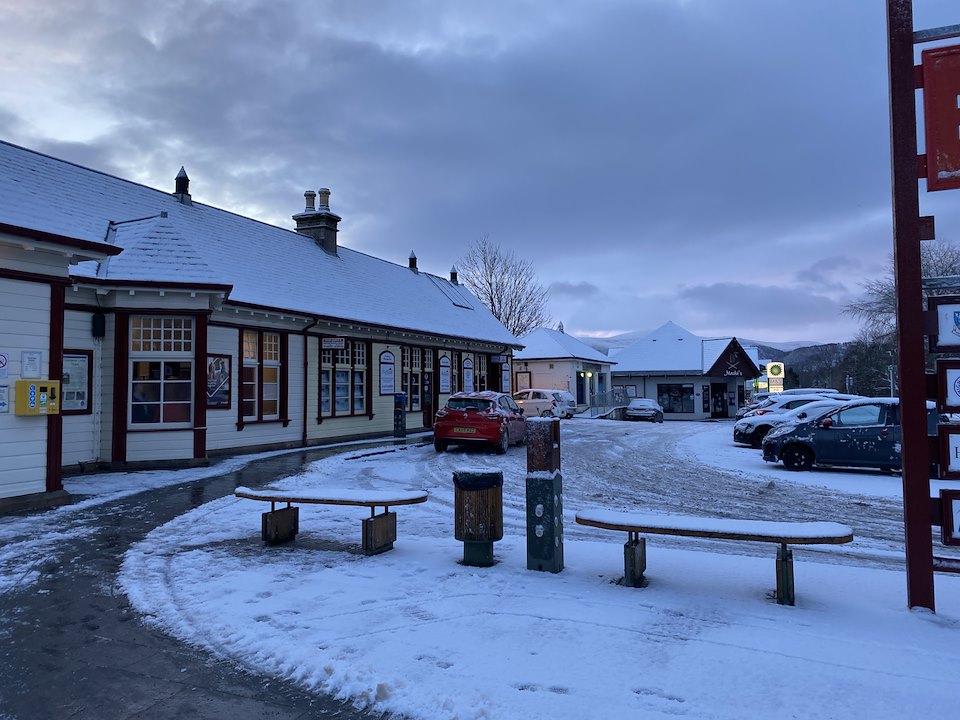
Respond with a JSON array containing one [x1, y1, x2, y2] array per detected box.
[[21, 350, 42, 379], [206, 355, 231, 408], [463, 358, 474, 393], [62, 353, 90, 412], [0, 385, 7, 413], [439, 356, 451, 393], [380, 351, 395, 394], [501, 363, 511, 393]]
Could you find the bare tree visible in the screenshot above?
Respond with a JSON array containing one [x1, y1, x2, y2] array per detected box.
[[844, 239, 960, 341], [457, 235, 551, 337]]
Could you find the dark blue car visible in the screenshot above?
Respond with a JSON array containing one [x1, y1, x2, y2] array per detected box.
[[761, 398, 942, 472]]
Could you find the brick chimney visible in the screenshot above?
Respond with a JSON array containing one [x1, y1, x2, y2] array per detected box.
[[408, 251, 418, 272], [293, 187, 341, 254], [450, 266, 458, 284], [173, 167, 192, 205]]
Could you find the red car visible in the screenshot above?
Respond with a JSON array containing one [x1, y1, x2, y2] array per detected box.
[[433, 391, 527, 454]]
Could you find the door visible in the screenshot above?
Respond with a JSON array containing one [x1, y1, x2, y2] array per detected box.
[[815, 402, 896, 467], [710, 383, 727, 418]]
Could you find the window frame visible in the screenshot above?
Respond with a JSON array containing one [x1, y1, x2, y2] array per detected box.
[[318, 338, 370, 419], [128, 316, 195, 429], [238, 328, 288, 427]]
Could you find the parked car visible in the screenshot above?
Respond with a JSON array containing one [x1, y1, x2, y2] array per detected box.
[[513, 389, 559, 417], [740, 393, 835, 420], [737, 388, 847, 419], [552, 390, 578, 419], [624, 398, 664, 423], [733, 398, 845, 448], [512, 389, 577, 418], [762, 397, 943, 471], [434, 391, 527, 453]]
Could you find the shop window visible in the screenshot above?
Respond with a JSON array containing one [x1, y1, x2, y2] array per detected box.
[[657, 383, 694, 413]]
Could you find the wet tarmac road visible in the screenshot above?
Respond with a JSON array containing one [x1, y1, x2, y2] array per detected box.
[[0, 446, 407, 720]]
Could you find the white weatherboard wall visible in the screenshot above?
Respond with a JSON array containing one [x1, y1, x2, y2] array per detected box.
[[62, 308, 98, 467], [0, 277, 51, 499]]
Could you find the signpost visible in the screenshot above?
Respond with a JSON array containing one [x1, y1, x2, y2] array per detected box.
[[887, 2, 960, 611]]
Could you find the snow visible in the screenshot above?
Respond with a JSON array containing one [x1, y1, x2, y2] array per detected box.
[[234, 486, 428, 504], [3, 421, 960, 719], [575, 509, 853, 541]]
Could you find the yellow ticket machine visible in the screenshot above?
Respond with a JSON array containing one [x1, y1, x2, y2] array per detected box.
[[14, 380, 61, 415]]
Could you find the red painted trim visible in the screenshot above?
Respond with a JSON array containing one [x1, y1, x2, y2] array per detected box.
[[236, 329, 245, 431], [46, 284, 65, 493], [193, 313, 208, 459], [280, 332, 290, 427], [112, 312, 129, 463], [0, 266, 73, 286], [62, 349, 94, 416], [366, 340, 374, 417], [0, 222, 122, 255]]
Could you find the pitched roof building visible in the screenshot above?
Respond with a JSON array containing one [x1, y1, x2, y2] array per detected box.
[[514, 327, 616, 405], [611, 321, 760, 419], [0, 141, 520, 509]]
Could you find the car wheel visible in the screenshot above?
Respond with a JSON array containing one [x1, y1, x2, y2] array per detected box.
[[657, 413, 663, 423], [782, 444, 814, 471], [541, 409, 553, 417], [434, 438, 447, 453], [496, 428, 509, 454], [750, 427, 768, 449]]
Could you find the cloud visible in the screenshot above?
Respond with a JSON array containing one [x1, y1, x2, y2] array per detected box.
[[1, 0, 957, 344], [549, 281, 599, 298]]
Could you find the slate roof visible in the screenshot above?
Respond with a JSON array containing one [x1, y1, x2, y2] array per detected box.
[[0, 141, 519, 346], [610, 321, 759, 374], [514, 328, 614, 364]]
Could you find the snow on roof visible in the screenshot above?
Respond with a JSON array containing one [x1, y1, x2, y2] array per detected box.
[[514, 327, 615, 364], [0, 141, 518, 346], [609, 321, 705, 373], [610, 321, 759, 375]]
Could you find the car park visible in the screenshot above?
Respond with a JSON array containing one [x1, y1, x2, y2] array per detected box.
[[434, 391, 527, 453], [762, 397, 943, 471], [733, 398, 845, 448], [624, 398, 664, 423]]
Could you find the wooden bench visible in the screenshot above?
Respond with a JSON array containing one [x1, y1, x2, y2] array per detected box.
[[575, 509, 853, 605], [235, 486, 428, 555]]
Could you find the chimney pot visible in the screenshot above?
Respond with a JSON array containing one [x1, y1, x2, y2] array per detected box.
[[292, 186, 341, 254]]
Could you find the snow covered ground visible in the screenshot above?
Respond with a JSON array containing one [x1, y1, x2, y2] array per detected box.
[[4, 420, 960, 718]]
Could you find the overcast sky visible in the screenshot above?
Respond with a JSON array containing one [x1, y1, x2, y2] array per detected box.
[[1, 1, 958, 345]]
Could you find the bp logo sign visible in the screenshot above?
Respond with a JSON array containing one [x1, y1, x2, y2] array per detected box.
[[767, 362, 784, 378]]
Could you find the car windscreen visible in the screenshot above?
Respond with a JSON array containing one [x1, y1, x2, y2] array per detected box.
[[447, 399, 493, 411]]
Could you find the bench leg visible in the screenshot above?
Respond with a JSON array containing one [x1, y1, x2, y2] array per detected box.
[[623, 536, 647, 587], [362, 511, 397, 555], [776, 543, 795, 606], [262, 506, 299, 545]]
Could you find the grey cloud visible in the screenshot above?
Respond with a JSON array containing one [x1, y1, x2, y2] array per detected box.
[[549, 281, 600, 298]]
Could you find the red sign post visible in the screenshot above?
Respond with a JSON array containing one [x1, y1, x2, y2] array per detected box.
[[922, 46, 960, 191]]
